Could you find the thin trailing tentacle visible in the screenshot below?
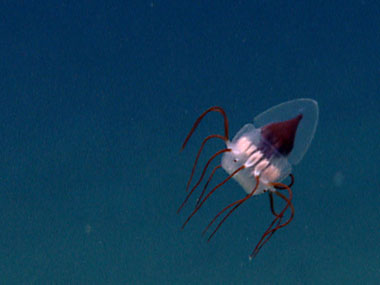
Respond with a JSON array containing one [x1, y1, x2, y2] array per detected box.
[[177, 149, 230, 214], [250, 181, 294, 260], [184, 134, 225, 193], [269, 174, 295, 216], [196, 165, 222, 208], [268, 192, 279, 217], [204, 176, 260, 240], [181, 106, 229, 151], [251, 191, 294, 259], [179, 106, 230, 212], [181, 165, 245, 229], [273, 174, 294, 190]]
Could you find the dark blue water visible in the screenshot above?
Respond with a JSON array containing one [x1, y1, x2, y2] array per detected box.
[[1, 1, 379, 283]]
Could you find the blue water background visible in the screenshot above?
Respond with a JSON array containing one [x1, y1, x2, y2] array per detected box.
[[1, 1, 379, 283]]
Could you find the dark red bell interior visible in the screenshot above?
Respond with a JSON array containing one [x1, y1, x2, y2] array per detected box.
[[260, 114, 303, 156]]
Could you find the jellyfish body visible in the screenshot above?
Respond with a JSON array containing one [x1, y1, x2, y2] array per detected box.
[[179, 99, 318, 259], [222, 98, 318, 196]]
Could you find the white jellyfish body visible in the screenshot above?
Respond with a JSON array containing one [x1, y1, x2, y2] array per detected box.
[[221, 98, 319, 195]]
